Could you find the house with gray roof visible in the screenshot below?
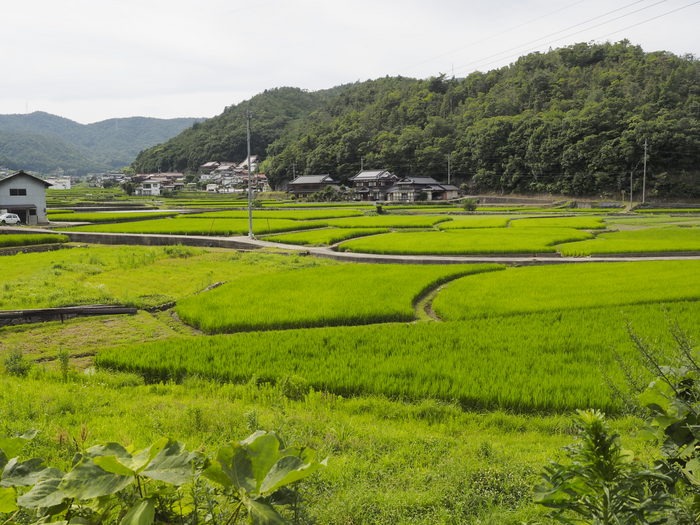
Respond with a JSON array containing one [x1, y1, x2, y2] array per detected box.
[[385, 177, 460, 202], [349, 170, 399, 201], [287, 174, 339, 198]]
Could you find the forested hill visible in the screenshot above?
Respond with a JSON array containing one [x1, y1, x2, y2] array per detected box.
[[133, 41, 700, 198], [0, 112, 201, 175]]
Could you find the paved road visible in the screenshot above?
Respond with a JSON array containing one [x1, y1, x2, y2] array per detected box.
[[7, 226, 700, 266], [226, 235, 700, 266]]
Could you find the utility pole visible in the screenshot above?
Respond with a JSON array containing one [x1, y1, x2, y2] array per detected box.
[[642, 139, 648, 204], [630, 170, 633, 207], [246, 108, 254, 239], [447, 153, 452, 185]]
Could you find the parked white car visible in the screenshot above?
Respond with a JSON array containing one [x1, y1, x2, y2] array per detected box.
[[0, 213, 21, 225]]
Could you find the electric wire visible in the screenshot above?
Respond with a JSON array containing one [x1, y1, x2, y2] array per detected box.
[[451, 0, 670, 76]]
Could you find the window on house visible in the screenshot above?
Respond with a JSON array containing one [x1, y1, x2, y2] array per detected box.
[[9, 188, 27, 196]]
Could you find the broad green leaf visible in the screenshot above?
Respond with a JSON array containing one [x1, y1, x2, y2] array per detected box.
[[17, 471, 65, 508], [1, 458, 49, 487], [684, 458, 700, 486], [85, 442, 131, 460], [0, 436, 32, 465], [120, 498, 155, 525], [59, 460, 132, 499], [260, 451, 325, 496], [211, 442, 257, 494], [245, 498, 286, 525], [0, 486, 17, 513], [203, 461, 232, 488], [141, 440, 197, 486], [126, 438, 169, 474], [93, 455, 137, 477], [241, 432, 284, 494], [91, 439, 168, 477]]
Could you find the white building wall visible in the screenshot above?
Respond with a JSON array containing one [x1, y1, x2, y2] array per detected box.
[[0, 173, 49, 224]]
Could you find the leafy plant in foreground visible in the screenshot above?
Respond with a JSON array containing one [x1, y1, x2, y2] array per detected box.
[[0, 430, 325, 524], [634, 324, 700, 520], [534, 409, 672, 524], [204, 431, 327, 524]]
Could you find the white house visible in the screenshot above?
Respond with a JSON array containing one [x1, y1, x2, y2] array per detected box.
[[0, 170, 51, 225], [44, 177, 72, 190]]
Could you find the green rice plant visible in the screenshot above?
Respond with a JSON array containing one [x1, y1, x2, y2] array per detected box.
[[432, 260, 700, 320], [0, 371, 586, 525], [474, 206, 556, 213], [337, 228, 593, 255], [175, 263, 502, 333], [47, 211, 179, 222], [0, 234, 69, 247], [270, 201, 374, 209], [324, 215, 452, 229], [509, 216, 606, 229], [635, 207, 700, 214], [436, 215, 512, 229], [0, 247, 324, 309], [382, 205, 462, 213], [605, 215, 700, 227], [558, 226, 700, 256], [261, 228, 390, 246], [61, 216, 323, 236], [188, 209, 364, 220], [97, 301, 700, 413]]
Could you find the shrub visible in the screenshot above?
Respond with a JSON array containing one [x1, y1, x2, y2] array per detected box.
[[463, 198, 479, 212], [534, 409, 673, 523], [4, 350, 31, 377]]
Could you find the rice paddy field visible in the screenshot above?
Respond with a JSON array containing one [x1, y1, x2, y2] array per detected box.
[[0, 246, 331, 309], [260, 227, 391, 246], [174, 262, 501, 332], [55, 205, 700, 257], [2, 199, 699, 524], [336, 228, 595, 254], [432, 260, 700, 319], [96, 300, 698, 414], [0, 233, 69, 247], [46, 211, 180, 222], [557, 225, 700, 255], [62, 216, 324, 236]]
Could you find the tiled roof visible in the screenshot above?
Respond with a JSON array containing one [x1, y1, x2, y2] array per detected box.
[[289, 174, 336, 185]]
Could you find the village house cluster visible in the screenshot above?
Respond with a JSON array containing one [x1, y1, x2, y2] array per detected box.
[[287, 170, 460, 202], [0, 161, 461, 223], [130, 156, 270, 196]]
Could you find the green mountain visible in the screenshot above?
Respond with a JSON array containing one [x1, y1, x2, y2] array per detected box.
[[0, 112, 202, 175], [133, 41, 700, 198], [131, 87, 334, 174]]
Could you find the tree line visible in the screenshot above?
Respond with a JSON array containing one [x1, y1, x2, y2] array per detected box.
[[132, 41, 699, 198]]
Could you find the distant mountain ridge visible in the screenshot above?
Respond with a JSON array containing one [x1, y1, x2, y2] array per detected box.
[[0, 112, 202, 175]]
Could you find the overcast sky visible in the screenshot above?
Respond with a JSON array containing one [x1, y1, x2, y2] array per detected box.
[[2, 0, 698, 124]]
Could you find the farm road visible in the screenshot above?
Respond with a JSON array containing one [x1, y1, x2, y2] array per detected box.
[[16, 228, 700, 266], [227, 235, 700, 266]]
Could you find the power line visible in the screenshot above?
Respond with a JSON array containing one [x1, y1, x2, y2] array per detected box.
[[395, 0, 588, 76], [452, 0, 668, 76], [591, 0, 700, 42]]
